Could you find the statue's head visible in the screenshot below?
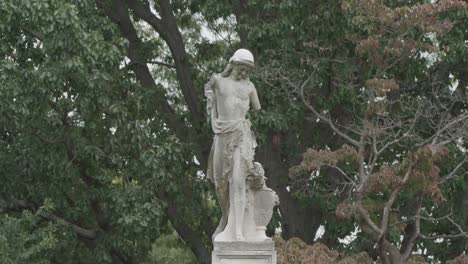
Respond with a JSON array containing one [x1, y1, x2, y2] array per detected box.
[[253, 162, 264, 177], [220, 49, 255, 80], [230, 49, 254, 67]]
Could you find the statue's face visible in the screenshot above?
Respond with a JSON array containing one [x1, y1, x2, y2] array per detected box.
[[232, 63, 252, 80]]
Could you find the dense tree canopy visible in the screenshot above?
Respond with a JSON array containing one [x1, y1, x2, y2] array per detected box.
[[1, 0, 467, 263]]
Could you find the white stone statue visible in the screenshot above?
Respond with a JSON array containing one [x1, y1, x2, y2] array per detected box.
[[205, 49, 279, 243]]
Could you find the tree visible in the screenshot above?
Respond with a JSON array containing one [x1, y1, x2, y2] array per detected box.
[[1, 0, 467, 263], [1, 0, 213, 262], [287, 0, 468, 262]]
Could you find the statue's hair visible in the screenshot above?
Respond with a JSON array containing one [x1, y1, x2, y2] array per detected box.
[[219, 62, 234, 77], [219, 61, 254, 78]]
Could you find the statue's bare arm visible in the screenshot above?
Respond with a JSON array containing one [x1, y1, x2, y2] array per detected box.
[[249, 84, 261, 111]]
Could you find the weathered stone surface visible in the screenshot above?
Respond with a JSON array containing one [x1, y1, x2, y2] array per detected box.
[[205, 49, 279, 243], [214, 240, 275, 251], [206, 49, 277, 263], [212, 241, 276, 264]]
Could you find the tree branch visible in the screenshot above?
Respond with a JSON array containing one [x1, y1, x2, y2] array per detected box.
[[300, 72, 360, 147], [360, 224, 401, 262], [416, 113, 468, 147], [419, 215, 468, 240], [323, 164, 358, 190], [400, 195, 423, 261], [158, 191, 212, 264], [96, 0, 209, 169], [41, 211, 97, 240], [378, 159, 415, 242], [439, 158, 467, 184], [96, 0, 190, 137], [376, 108, 419, 155], [9, 199, 97, 240], [356, 202, 382, 234], [125, 0, 204, 128]]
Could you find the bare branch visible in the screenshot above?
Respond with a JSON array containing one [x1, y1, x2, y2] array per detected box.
[[376, 117, 417, 155], [400, 195, 423, 261], [356, 202, 382, 234], [125, 0, 163, 32], [376, 159, 416, 245], [323, 164, 358, 190], [439, 158, 467, 184], [417, 113, 468, 147], [419, 214, 468, 240], [300, 72, 361, 147], [420, 233, 468, 240]]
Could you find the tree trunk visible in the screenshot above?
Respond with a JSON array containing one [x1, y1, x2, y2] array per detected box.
[[463, 166, 468, 226], [95, 1, 213, 263], [257, 132, 323, 244]]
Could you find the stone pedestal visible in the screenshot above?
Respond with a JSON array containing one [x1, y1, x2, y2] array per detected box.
[[212, 240, 276, 264]]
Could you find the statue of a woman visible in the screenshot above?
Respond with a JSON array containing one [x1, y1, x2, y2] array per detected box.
[[205, 49, 260, 241], [206, 49, 278, 243]]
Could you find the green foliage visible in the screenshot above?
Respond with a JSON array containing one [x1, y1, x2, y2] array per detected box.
[[0, 0, 210, 262], [1, 0, 467, 263], [0, 212, 75, 264], [144, 232, 197, 264]]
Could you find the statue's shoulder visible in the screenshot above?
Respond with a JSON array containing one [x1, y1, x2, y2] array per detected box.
[[210, 74, 224, 87], [211, 74, 221, 81], [214, 74, 229, 83], [246, 80, 256, 91], [206, 74, 222, 91]]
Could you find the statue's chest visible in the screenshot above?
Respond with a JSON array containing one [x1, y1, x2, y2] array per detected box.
[[218, 81, 250, 100]]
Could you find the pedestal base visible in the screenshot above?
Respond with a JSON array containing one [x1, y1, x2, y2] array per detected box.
[[212, 240, 276, 264]]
